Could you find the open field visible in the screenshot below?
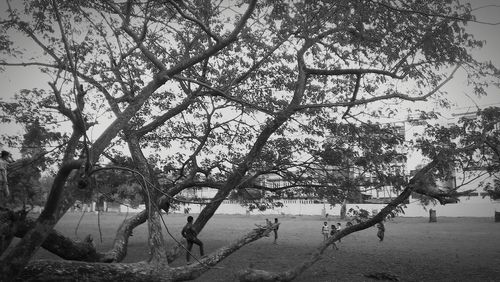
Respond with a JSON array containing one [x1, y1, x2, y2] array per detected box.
[[32, 213, 500, 281]]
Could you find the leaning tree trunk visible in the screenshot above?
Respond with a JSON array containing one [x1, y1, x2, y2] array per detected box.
[[238, 157, 441, 282], [0, 208, 27, 255], [0, 160, 83, 280], [17, 222, 279, 281]]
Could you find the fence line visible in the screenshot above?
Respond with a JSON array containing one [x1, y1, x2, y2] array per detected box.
[[114, 196, 500, 217]]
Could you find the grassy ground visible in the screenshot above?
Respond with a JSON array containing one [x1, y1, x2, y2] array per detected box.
[[32, 212, 500, 281]]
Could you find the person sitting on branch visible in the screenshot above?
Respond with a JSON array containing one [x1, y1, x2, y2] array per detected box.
[[0, 151, 12, 201]]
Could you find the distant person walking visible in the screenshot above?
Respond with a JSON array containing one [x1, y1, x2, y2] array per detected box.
[[273, 218, 279, 244], [181, 215, 204, 263], [321, 221, 330, 241], [0, 151, 12, 200], [376, 221, 385, 242]]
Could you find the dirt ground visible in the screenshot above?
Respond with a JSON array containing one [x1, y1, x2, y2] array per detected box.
[[33, 212, 500, 281]]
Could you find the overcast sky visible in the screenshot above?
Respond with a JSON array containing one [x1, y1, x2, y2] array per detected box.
[[444, 0, 500, 112]]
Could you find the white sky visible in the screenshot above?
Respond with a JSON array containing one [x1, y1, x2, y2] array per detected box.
[[444, 0, 500, 112]]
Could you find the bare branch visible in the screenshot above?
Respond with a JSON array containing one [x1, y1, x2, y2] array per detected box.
[[166, 0, 221, 43], [47, 81, 73, 120], [173, 75, 276, 116], [305, 67, 405, 79], [105, 0, 168, 72], [342, 74, 361, 119], [297, 65, 460, 111], [368, 0, 470, 22]]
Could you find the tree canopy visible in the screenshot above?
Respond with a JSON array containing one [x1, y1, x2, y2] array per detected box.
[[0, 0, 498, 281]]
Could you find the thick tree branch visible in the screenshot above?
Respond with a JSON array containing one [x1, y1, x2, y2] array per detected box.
[[296, 65, 460, 111], [174, 75, 276, 116], [305, 67, 405, 78], [134, 93, 198, 137], [170, 222, 280, 281], [342, 74, 361, 119], [190, 37, 311, 246], [238, 156, 441, 281], [100, 209, 148, 263], [10, 215, 101, 262], [0, 160, 83, 279], [17, 221, 280, 281], [90, 0, 257, 164]]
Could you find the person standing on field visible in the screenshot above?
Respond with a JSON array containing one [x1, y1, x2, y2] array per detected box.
[[182, 215, 204, 263], [321, 221, 330, 241], [377, 221, 385, 242], [273, 218, 279, 244]]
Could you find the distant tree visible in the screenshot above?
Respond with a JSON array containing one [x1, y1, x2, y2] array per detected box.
[[312, 122, 407, 205], [6, 121, 59, 208], [415, 107, 500, 203]]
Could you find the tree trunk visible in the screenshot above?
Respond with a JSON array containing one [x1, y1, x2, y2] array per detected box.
[[16, 222, 278, 281], [0, 160, 82, 280], [0, 209, 26, 255], [429, 209, 437, 223], [126, 133, 169, 262], [19, 261, 170, 282], [101, 209, 149, 262]]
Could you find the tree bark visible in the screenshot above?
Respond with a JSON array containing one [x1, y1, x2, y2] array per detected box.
[[3, 203, 148, 263], [429, 209, 437, 222], [100, 209, 149, 262], [192, 43, 309, 235], [125, 133, 169, 262], [16, 222, 279, 281], [0, 160, 83, 279], [0, 209, 27, 255], [19, 261, 169, 282]]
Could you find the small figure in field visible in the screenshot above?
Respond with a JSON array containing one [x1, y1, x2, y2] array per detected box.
[[329, 224, 338, 250], [376, 221, 385, 242], [181, 216, 204, 263], [0, 151, 12, 200], [273, 218, 279, 244], [321, 221, 330, 241], [336, 222, 343, 242]]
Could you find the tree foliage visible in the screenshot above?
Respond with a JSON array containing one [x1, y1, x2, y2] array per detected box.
[[0, 0, 498, 280], [415, 107, 500, 202]]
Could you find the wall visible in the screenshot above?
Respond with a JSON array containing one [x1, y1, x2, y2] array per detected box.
[[118, 196, 500, 217]]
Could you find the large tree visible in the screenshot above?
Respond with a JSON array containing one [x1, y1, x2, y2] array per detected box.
[[0, 0, 497, 281]]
